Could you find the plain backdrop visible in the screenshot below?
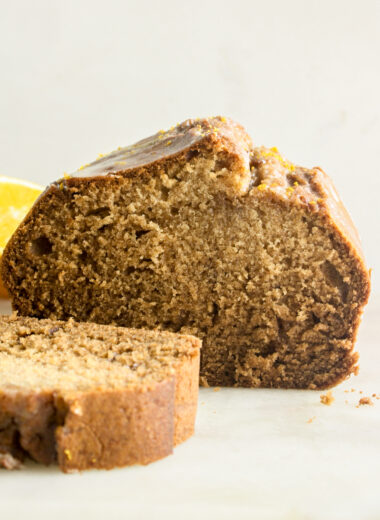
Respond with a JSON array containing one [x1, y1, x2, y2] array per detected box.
[[1, 0, 379, 299]]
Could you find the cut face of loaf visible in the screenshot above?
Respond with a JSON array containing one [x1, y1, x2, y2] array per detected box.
[[2, 117, 370, 389], [0, 315, 200, 472]]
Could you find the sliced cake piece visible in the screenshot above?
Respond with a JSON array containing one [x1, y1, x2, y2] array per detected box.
[[1, 117, 370, 389], [0, 315, 200, 472]]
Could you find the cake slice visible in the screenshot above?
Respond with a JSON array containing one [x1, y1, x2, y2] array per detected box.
[[0, 315, 200, 472], [1, 117, 370, 389]]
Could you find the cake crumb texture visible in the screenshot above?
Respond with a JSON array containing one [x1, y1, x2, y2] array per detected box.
[[1, 116, 370, 389], [0, 315, 200, 472]]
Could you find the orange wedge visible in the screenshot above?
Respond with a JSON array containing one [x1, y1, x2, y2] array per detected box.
[[0, 176, 43, 298]]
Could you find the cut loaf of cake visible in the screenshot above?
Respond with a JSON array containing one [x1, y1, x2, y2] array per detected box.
[[1, 117, 370, 389], [0, 315, 200, 472]]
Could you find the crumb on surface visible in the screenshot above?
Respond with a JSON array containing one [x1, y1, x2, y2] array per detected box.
[[213, 387, 221, 392], [0, 452, 23, 470], [307, 416, 316, 424], [358, 397, 374, 406], [320, 391, 334, 406]]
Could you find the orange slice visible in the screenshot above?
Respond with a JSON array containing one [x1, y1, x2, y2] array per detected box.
[[0, 176, 43, 298]]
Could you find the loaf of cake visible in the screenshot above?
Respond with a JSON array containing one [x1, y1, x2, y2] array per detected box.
[[1, 117, 370, 389], [0, 315, 200, 472]]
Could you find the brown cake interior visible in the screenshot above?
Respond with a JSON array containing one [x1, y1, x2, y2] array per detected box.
[[3, 139, 369, 389], [0, 316, 196, 391]]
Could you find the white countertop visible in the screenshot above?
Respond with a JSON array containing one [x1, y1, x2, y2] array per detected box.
[[0, 296, 379, 520]]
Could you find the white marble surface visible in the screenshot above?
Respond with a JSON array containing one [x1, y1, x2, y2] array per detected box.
[[0, 295, 379, 520]]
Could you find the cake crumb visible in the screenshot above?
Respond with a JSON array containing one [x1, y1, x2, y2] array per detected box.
[[200, 376, 209, 388], [358, 397, 373, 407], [320, 391, 334, 406], [307, 416, 316, 423], [0, 453, 23, 470], [351, 388, 356, 392], [213, 387, 221, 392]]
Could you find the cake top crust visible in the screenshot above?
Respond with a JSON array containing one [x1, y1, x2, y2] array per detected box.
[[63, 116, 252, 181], [248, 147, 364, 255]]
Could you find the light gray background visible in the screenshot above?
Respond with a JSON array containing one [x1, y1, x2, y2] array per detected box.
[[0, 2, 379, 519], [1, 0, 379, 292]]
